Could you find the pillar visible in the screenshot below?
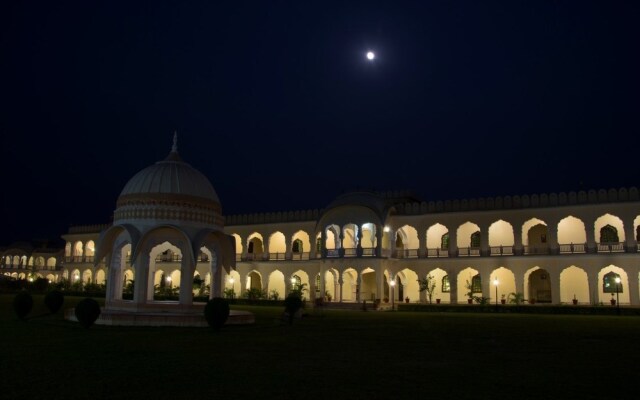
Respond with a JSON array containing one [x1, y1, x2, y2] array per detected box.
[[179, 252, 195, 306], [587, 271, 599, 305], [624, 221, 637, 253], [375, 228, 383, 257], [356, 273, 362, 302], [132, 253, 150, 305], [547, 220, 559, 255], [513, 223, 523, 256], [584, 218, 597, 254], [448, 229, 458, 257], [338, 275, 344, 302], [628, 268, 638, 306], [550, 271, 561, 304], [448, 271, 458, 304], [480, 225, 490, 257], [356, 227, 363, 257]]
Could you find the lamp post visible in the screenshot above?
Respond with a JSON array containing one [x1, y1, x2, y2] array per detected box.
[[615, 276, 621, 313], [390, 279, 396, 310], [493, 278, 499, 305]]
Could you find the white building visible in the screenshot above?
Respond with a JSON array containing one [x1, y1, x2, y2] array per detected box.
[[6, 138, 640, 308]]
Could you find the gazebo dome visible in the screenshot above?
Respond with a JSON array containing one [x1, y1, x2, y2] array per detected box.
[[118, 152, 220, 203], [113, 134, 223, 227]]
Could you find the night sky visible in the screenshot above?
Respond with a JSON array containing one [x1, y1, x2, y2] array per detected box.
[[1, 1, 639, 246]]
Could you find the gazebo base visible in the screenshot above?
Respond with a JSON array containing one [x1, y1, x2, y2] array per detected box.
[[65, 307, 254, 327]]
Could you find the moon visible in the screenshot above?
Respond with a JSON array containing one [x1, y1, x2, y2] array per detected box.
[[366, 51, 375, 60]]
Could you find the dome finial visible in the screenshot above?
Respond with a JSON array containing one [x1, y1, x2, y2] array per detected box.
[[172, 131, 178, 153]]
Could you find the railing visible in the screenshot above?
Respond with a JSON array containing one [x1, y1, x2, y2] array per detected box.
[[559, 243, 586, 254], [291, 252, 310, 260], [458, 247, 481, 257], [269, 252, 286, 260], [362, 247, 375, 257], [427, 248, 449, 258], [72, 256, 83, 262], [490, 246, 513, 256], [236, 254, 242, 262], [155, 255, 182, 262], [326, 249, 340, 258], [597, 242, 625, 253], [523, 245, 548, 255], [393, 249, 418, 258], [344, 248, 357, 257], [84, 256, 95, 263]]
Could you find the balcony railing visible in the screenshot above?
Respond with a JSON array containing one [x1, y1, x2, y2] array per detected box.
[[523, 245, 548, 255], [326, 249, 340, 258], [597, 242, 625, 253], [427, 248, 449, 258], [393, 249, 418, 258], [344, 248, 357, 257], [490, 246, 513, 256], [559, 243, 586, 254], [269, 252, 286, 260], [362, 247, 375, 257], [291, 252, 310, 260], [458, 247, 481, 257], [155, 255, 182, 262]]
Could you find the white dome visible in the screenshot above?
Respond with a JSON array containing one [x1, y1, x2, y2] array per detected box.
[[119, 152, 220, 203]]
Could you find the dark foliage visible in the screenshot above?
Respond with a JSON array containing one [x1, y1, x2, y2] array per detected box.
[[284, 293, 303, 325], [13, 291, 33, 320], [44, 290, 64, 314], [204, 297, 230, 330], [74, 298, 101, 328]]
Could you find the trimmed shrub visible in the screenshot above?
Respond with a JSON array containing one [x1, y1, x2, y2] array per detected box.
[[74, 298, 101, 328], [44, 290, 64, 314], [284, 293, 303, 325], [13, 291, 33, 320], [204, 297, 230, 330]]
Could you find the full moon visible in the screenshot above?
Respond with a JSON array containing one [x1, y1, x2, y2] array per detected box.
[[366, 51, 375, 60]]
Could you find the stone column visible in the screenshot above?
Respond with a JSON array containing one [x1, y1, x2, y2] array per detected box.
[[179, 252, 195, 306], [106, 254, 120, 305], [263, 237, 270, 261], [133, 253, 150, 306], [480, 225, 490, 257], [240, 274, 247, 297], [356, 227, 363, 257], [375, 228, 383, 257], [285, 237, 292, 261], [584, 218, 597, 254], [513, 223, 523, 256], [212, 264, 222, 298], [355, 273, 362, 302], [338, 232, 345, 257], [338, 275, 344, 302], [624, 221, 637, 253], [550, 271, 561, 304], [481, 271, 491, 300], [418, 231, 427, 258], [448, 271, 458, 304], [628, 268, 639, 306], [515, 274, 525, 300], [321, 230, 327, 258], [448, 229, 458, 257], [587, 272, 599, 305], [547, 220, 559, 255]]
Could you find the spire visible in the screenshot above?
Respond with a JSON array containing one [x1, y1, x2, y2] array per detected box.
[[164, 130, 183, 162], [172, 131, 178, 153]]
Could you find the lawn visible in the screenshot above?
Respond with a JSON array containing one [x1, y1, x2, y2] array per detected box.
[[1, 294, 638, 400]]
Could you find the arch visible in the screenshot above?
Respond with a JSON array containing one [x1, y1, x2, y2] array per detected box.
[[323, 268, 338, 301], [557, 216, 586, 245], [560, 266, 589, 304], [341, 268, 358, 301], [360, 223, 377, 250], [231, 234, 243, 256], [268, 231, 286, 254], [522, 218, 547, 246], [488, 220, 514, 246], [426, 267, 448, 303], [85, 240, 96, 257], [489, 267, 516, 304], [342, 223, 358, 250], [95, 269, 106, 285], [458, 267, 480, 303], [526, 267, 551, 303], [595, 214, 624, 242], [73, 241, 84, 257], [225, 270, 241, 298], [268, 270, 285, 300], [397, 268, 419, 303], [291, 230, 311, 258], [82, 269, 93, 284], [290, 269, 310, 299], [457, 222, 480, 248], [46, 257, 56, 269], [598, 266, 628, 305]]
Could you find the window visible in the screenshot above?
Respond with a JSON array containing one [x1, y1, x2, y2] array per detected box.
[[603, 272, 623, 293], [441, 233, 449, 250], [315, 274, 320, 292], [292, 239, 303, 253], [441, 275, 450, 292], [248, 242, 254, 254], [471, 274, 482, 293], [470, 231, 481, 248], [600, 225, 619, 243], [316, 238, 322, 252]]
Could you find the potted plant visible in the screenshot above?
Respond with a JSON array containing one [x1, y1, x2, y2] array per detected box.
[[435, 298, 441, 304], [572, 294, 578, 305], [417, 274, 437, 304], [325, 291, 332, 302], [383, 296, 389, 304], [465, 279, 474, 304], [405, 296, 410, 303], [610, 293, 616, 306], [500, 294, 506, 304], [508, 292, 524, 305]]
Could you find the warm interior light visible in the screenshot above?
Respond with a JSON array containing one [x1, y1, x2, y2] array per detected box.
[[615, 277, 621, 283], [383, 226, 390, 233], [166, 277, 172, 282], [493, 278, 499, 286], [390, 280, 396, 287]]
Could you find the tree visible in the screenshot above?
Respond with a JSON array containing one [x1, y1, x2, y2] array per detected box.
[[418, 274, 437, 304]]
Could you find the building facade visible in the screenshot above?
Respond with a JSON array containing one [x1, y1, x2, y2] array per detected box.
[[4, 140, 640, 307]]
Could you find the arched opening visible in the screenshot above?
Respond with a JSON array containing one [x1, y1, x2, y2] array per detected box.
[[247, 234, 264, 260], [268, 232, 286, 260], [528, 268, 551, 303], [341, 269, 357, 301], [323, 269, 338, 301], [458, 268, 480, 303], [360, 268, 377, 301], [397, 268, 419, 302], [95, 269, 106, 285], [560, 266, 588, 304]]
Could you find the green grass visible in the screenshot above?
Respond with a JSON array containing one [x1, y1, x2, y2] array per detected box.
[[1, 294, 638, 400]]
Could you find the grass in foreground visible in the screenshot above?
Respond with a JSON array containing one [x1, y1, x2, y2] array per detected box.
[[1, 294, 638, 400]]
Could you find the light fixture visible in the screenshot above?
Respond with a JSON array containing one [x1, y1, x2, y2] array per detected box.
[[383, 226, 390, 233]]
